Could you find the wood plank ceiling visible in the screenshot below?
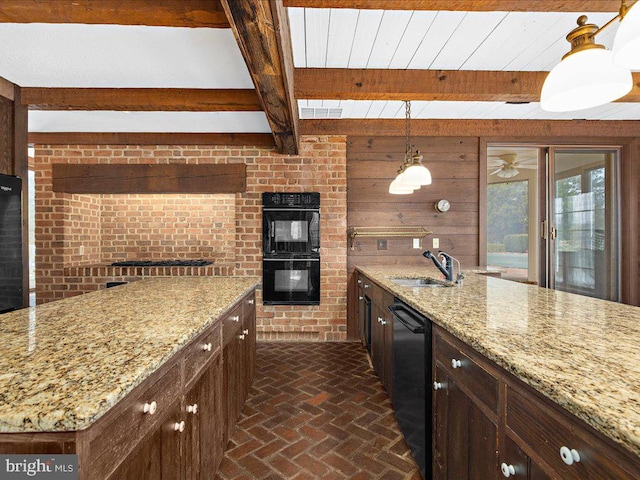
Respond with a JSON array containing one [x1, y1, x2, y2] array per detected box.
[[1, 0, 639, 151]]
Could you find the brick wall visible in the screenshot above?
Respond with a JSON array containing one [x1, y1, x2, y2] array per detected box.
[[33, 136, 348, 340]]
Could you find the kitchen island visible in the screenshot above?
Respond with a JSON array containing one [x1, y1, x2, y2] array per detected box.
[[0, 276, 258, 479], [357, 265, 640, 478]]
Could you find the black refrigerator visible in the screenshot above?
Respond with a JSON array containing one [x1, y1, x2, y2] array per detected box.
[[0, 173, 23, 313]]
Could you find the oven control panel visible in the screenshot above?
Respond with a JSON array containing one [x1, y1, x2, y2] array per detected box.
[[263, 192, 320, 208]]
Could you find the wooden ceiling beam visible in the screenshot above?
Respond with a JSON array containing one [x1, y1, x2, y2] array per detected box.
[[0, 76, 15, 101], [21, 88, 263, 112], [295, 68, 640, 103], [28, 132, 276, 147], [283, 1, 621, 12], [301, 119, 640, 138], [220, 0, 299, 154], [0, 0, 230, 28]]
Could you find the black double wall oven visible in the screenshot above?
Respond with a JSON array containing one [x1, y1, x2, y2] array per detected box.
[[262, 192, 320, 305]]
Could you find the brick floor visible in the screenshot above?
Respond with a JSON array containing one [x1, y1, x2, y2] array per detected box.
[[215, 342, 421, 480]]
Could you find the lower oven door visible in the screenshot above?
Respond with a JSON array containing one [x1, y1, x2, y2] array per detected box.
[[262, 257, 320, 305]]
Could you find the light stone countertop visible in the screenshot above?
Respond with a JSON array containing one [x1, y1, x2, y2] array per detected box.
[[357, 265, 640, 458], [0, 276, 258, 433]]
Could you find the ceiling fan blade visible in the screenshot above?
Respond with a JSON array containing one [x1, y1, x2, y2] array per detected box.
[[490, 168, 503, 175]]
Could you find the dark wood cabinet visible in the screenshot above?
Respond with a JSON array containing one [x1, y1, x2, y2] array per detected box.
[[432, 332, 499, 480], [107, 399, 183, 480], [184, 354, 224, 480], [360, 272, 394, 398], [433, 325, 640, 480], [222, 291, 256, 447]]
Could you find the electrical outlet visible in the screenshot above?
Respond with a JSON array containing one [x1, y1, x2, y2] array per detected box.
[[79, 245, 85, 255], [377, 239, 387, 250], [433, 238, 440, 249], [413, 238, 420, 249]]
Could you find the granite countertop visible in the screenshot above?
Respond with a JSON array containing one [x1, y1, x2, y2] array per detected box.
[[0, 276, 258, 433], [357, 265, 640, 458]]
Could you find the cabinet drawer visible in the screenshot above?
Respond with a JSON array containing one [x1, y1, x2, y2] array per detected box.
[[506, 384, 639, 480], [184, 321, 221, 387], [222, 304, 243, 347], [434, 330, 498, 413], [243, 291, 256, 321], [89, 361, 181, 478]]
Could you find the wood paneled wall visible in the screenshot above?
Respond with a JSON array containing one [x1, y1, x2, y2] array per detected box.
[[346, 135, 479, 339], [347, 135, 479, 272]]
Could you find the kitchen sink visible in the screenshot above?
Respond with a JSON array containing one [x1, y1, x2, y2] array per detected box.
[[389, 277, 451, 288]]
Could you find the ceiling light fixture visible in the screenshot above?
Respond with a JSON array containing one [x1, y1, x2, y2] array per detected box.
[[541, 0, 639, 112], [389, 101, 431, 195]]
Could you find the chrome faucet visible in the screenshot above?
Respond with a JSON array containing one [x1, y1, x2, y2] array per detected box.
[[423, 250, 464, 284]]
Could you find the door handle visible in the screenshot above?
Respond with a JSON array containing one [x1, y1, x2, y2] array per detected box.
[[541, 220, 548, 240], [550, 226, 557, 240]]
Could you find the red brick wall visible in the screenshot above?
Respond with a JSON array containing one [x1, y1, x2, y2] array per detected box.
[[33, 136, 348, 340]]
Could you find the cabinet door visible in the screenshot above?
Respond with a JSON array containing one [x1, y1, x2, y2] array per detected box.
[[370, 303, 385, 380], [107, 400, 183, 480], [433, 365, 498, 480], [185, 355, 224, 480], [222, 337, 238, 446], [382, 307, 393, 397], [501, 434, 551, 480]]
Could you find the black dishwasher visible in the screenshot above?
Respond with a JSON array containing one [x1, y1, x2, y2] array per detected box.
[[388, 299, 432, 479]]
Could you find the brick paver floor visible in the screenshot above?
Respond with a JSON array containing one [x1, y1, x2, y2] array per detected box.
[[215, 342, 421, 480]]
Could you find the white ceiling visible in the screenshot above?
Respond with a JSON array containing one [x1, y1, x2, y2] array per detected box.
[[0, 22, 270, 133], [0, 23, 254, 88], [291, 7, 640, 120], [1, 6, 639, 134]]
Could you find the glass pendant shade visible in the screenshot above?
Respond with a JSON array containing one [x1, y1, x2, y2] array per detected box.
[[541, 47, 633, 112], [389, 176, 415, 194], [613, 2, 640, 69], [401, 151, 432, 186]]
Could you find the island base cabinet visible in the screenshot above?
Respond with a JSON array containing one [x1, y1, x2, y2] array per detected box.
[[185, 355, 224, 480], [433, 364, 498, 480], [501, 435, 551, 480], [107, 399, 183, 480]]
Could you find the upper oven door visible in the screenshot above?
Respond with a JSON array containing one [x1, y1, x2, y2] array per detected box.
[[263, 209, 320, 255]]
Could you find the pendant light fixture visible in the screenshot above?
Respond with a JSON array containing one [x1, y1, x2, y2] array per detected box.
[[613, 0, 640, 69], [541, 0, 639, 112], [389, 101, 432, 195]]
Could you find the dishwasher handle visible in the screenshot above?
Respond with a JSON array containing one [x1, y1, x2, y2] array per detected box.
[[388, 304, 425, 334]]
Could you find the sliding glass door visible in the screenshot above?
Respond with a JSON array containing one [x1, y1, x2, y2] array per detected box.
[[548, 148, 619, 300], [486, 145, 620, 302]]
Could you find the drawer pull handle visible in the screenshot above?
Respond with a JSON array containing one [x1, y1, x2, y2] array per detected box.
[[377, 317, 383, 323], [187, 404, 198, 415], [451, 358, 462, 369], [364, 284, 370, 289], [143, 401, 157, 415], [232, 315, 240, 322], [174, 421, 186, 433], [239, 334, 246, 340], [560, 446, 581, 465], [358, 279, 362, 284], [433, 382, 443, 391], [243, 329, 249, 335], [380, 319, 387, 326], [248, 299, 254, 305], [359, 295, 363, 300], [203, 342, 213, 352], [501, 463, 516, 477]]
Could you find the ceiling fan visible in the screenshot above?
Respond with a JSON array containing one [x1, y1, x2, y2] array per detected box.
[[488, 153, 537, 178]]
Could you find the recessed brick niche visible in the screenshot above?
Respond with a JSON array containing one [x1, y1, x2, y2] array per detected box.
[[34, 137, 348, 341]]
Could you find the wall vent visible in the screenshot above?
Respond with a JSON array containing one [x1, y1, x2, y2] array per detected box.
[[300, 107, 343, 119]]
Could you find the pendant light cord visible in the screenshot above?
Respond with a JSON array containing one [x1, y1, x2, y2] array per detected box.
[[404, 100, 411, 157]]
